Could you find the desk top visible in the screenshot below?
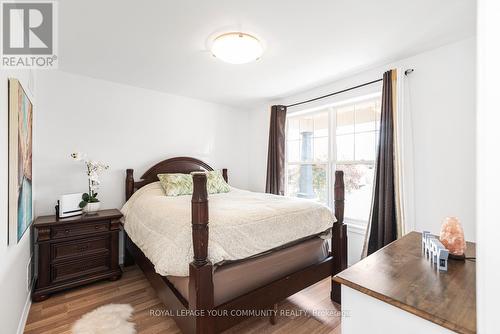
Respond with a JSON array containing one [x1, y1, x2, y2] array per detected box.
[[334, 231, 476, 334]]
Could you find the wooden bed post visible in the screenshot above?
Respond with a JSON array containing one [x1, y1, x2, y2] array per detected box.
[[126, 169, 134, 201], [123, 169, 136, 266], [332, 170, 348, 304], [189, 173, 215, 334]]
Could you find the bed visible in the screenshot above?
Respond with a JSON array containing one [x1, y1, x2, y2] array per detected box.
[[122, 156, 347, 334]]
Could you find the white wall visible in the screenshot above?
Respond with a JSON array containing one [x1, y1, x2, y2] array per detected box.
[[248, 38, 476, 263], [0, 70, 36, 334], [34, 71, 250, 215], [247, 103, 270, 192], [477, 1, 500, 332], [407, 38, 476, 241]]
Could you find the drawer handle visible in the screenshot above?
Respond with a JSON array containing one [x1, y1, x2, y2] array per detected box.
[[95, 225, 102, 230], [64, 229, 70, 234], [76, 245, 89, 252]]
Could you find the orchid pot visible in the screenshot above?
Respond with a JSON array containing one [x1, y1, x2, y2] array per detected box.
[[83, 201, 101, 214]]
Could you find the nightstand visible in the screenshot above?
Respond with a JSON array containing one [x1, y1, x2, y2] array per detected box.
[[32, 209, 123, 302]]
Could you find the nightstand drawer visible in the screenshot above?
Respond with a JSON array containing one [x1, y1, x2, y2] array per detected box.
[[51, 255, 110, 284], [51, 221, 110, 239], [52, 236, 110, 262]]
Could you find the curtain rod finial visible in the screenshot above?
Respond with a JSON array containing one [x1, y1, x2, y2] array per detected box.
[[404, 69, 414, 76]]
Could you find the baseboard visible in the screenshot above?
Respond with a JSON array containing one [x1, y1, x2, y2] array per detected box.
[[16, 292, 31, 334]]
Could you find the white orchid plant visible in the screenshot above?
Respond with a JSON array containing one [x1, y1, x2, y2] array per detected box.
[[70, 152, 109, 208]]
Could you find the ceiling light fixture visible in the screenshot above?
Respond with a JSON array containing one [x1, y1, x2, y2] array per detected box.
[[211, 32, 263, 64]]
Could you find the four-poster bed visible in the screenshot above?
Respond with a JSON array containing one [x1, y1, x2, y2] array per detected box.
[[122, 156, 347, 334]]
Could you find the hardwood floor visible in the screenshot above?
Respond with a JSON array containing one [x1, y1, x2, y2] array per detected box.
[[24, 265, 341, 333]]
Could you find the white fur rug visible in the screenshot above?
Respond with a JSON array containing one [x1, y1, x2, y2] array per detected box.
[[72, 304, 136, 334]]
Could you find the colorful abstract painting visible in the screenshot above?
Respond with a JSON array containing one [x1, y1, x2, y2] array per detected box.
[[8, 79, 33, 243]]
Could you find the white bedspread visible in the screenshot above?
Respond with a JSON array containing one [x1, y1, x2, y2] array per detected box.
[[121, 182, 335, 276]]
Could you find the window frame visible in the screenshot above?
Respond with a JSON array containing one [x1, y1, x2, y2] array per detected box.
[[285, 93, 382, 226]]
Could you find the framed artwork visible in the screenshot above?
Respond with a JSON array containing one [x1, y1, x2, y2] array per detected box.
[[8, 79, 33, 244]]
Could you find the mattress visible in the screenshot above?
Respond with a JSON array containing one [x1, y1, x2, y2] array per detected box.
[[121, 182, 335, 276], [168, 237, 329, 306]]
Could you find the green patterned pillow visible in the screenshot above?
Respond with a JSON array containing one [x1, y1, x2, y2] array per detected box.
[[157, 173, 193, 196], [206, 170, 230, 194], [157, 171, 230, 196]]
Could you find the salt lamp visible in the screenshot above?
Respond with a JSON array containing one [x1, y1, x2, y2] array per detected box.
[[439, 217, 466, 259]]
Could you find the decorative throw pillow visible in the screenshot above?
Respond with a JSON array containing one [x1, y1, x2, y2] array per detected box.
[[206, 170, 230, 194], [157, 173, 193, 196]]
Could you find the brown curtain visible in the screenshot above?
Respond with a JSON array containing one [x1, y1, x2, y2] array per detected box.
[[365, 70, 397, 255], [265, 105, 287, 195]]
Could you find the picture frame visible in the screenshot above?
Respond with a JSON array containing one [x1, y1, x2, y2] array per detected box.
[[8, 78, 34, 244]]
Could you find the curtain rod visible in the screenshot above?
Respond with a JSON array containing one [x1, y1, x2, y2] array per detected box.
[[285, 78, 383, 108]]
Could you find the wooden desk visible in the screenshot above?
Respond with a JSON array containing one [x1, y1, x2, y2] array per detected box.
[[334, 232, 476, 334]]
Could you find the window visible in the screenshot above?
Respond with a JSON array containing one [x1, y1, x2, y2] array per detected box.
[[285, 96, 381, 224], [286, 112, 329, 204]]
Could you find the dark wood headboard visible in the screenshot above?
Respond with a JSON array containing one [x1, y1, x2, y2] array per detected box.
[[125, 156, 227, 200]]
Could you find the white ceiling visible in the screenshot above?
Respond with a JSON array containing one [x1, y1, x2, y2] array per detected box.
[[59, 0, 476, 109]]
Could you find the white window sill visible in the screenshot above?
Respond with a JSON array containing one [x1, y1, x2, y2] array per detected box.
[[344, 218, 368, 235]]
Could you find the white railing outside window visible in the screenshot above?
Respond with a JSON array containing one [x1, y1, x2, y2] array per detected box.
[[285, 94, 381, 226]]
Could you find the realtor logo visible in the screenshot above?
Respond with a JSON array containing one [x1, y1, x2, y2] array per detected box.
[[1, 1, 58, 68]]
